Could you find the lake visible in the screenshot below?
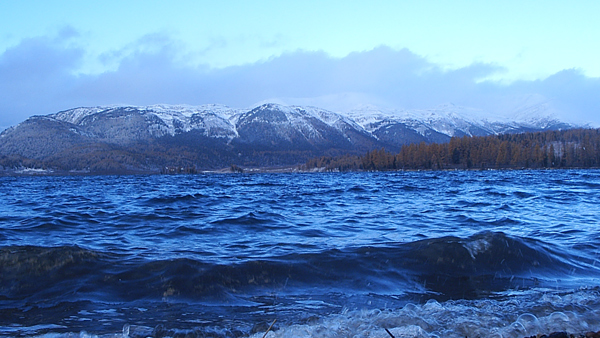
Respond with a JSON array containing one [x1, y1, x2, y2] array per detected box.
[[1, 170, 600, 337]]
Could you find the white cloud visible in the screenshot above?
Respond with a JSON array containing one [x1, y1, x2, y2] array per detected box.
[[0, 32, 83, 128], [1, 32, 599, 129]]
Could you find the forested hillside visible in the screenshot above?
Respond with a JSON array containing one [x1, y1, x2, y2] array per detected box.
[[303, 128, 600, 171], [0, 103, 581, 174]]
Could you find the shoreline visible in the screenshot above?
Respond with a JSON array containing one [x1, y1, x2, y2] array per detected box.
[[1, 165, 599, 177]]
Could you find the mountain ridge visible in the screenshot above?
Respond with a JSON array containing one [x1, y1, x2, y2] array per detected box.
[[0, 102, 578, 174]]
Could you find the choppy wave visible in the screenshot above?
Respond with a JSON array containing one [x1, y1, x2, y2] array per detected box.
[[1, 170, 600, 337], [245, 290, 600, 338], [3, 288, 600, 338], [1, 232, 596, 304]]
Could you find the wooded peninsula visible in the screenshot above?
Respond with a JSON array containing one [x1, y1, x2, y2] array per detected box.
[[302, 128, 600, 171]]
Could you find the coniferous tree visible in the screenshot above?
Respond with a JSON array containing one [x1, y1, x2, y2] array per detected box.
[[303, 128, 600, 172]]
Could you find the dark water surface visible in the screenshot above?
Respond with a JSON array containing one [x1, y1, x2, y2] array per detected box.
[[1, 170, 600, 337]]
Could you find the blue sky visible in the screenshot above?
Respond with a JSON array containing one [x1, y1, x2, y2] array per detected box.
[[1, 0, 599, 129]]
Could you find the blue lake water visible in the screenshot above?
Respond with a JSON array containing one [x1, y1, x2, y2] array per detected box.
[[1, 170, 600, 337]]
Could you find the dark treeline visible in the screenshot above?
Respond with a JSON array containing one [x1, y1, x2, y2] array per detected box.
[[302, 128, 600, 171]]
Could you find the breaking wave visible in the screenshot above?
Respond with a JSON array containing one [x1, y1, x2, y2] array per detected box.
[[2, 170, 600, 337]]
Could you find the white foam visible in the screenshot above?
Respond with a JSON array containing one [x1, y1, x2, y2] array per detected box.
[[249, 288, 600, 338], [19, 288, 600, 337]]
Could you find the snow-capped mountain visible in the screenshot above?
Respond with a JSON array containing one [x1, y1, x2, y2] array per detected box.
[[40, 103, 376, 148], [44, 102, 571, 145], [344, 102, 571, 145], [51, 104, 242, 141], [0, 102, 577, 172]]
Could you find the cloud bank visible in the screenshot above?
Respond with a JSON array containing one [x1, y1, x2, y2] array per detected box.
[[1, 31, 599, 130]]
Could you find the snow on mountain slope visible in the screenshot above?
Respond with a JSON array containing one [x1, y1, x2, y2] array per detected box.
[[0, 100, 584, 173], [345, 101, 571, 140], [509, 100, 566, 129], [265, 103, 367, 136], [14, 101, 576, 150], [52, 104, 242, 140], [142, 104, 241, 138], [52, 107, 107, 125], [232, 103, 374, 148]]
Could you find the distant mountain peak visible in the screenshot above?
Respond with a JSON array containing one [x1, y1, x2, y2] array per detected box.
[[31, 101, 578, 139], [0, 102, 580, 173]]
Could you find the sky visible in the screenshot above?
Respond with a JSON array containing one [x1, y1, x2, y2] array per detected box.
[[1, 0, 599, 130]]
